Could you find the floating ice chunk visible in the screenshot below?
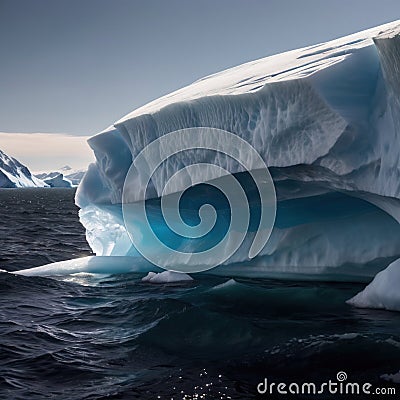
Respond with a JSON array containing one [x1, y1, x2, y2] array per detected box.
[[333, 333, 359, 340], [14, 256, 155, 277], [142, 271, 193, 284], [347, 258, 400, 311], [35, 166, 85, 186], [43, 173, 73, 188], [210, 278, 238, 290]]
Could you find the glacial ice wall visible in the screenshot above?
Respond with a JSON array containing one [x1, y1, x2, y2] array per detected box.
[[75, 21, 400, 280]]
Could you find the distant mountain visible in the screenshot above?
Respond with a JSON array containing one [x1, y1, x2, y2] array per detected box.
[[0, 149, 47, 188], [35, 165, 86, 187]]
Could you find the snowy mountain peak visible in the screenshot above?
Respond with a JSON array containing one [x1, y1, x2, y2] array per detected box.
[[0, 149, 46, 188]]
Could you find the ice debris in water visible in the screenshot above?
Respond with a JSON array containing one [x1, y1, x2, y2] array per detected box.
[[381, 370, 400, 383], [142, 271, 193, 283]]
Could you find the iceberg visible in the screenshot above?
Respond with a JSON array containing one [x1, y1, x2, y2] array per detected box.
[[35, 165, 86, 186], [18, 22, 400, 288], [43, 173, 73, 188], [0, 149, 46, 188], [71, 20, 400, 281]]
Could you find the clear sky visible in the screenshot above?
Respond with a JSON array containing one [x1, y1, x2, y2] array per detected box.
[[1, 0, 400, 136]]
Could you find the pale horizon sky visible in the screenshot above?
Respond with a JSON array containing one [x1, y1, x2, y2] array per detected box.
[[1, 0, 400, 170], [0, 132, 93, 171]]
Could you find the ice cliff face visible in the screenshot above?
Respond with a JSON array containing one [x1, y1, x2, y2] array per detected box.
[[76, 21, 400, 282], [0, 150, 46, 188]]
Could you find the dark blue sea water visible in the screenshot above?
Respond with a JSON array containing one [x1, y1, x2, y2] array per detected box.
[[1, 188, 400, 399]]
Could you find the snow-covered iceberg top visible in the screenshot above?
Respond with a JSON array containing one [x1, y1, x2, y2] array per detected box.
[[73, 21, 400, 285], [77, 20, 400, 207], [116, 21, 400, 123]]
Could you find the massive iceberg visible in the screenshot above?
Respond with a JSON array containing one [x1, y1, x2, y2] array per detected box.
[[19, 22, 400, 303]]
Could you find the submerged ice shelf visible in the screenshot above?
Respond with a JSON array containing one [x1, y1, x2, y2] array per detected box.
[[17, 21, 400, 310]]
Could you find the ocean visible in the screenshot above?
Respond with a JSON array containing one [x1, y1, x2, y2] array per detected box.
[[1, 188, 399, 399]]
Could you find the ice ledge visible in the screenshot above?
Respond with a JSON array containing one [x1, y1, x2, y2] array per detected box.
[[347, 258, 400, 312]]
